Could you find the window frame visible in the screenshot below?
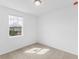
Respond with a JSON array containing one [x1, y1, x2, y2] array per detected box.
[[8, 15, 23, 38]]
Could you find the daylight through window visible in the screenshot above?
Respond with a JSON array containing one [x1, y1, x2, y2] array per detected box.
[[9, 15, 23, 36]]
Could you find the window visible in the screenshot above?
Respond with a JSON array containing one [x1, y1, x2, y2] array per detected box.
[[9, 15, 23, 37]]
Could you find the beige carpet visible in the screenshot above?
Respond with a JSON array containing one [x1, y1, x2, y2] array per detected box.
[[0, 43, 78, 59]]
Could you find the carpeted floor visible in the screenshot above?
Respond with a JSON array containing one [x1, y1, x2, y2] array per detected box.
[[0, 43, 78, 59]]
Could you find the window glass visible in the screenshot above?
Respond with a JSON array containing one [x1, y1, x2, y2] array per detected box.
[[9, 15, 23, 37]]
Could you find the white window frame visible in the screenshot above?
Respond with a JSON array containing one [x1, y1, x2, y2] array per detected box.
[[8, 15, 23, 38]]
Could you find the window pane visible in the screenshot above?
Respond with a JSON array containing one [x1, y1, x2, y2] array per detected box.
[[9, 15, 23, 37]]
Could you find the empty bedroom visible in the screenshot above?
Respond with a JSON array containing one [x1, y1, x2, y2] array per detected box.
[[0, 0, 78, 59]]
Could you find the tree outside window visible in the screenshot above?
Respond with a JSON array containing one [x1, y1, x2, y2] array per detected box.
[[9, 15, 23, 36]]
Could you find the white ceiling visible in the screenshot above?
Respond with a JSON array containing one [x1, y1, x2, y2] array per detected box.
[[0, 0, 72, 16]]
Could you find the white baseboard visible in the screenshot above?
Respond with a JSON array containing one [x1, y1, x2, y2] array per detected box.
[[0, 41, 36, 55], [38, 42, 78, 55]]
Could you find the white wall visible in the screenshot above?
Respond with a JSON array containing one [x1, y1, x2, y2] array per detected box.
[[0, 5, 37, 55], [0, 5, 78, 56], [38, 7, 78, 55]]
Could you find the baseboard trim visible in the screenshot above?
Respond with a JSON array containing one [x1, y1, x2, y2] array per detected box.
[[37, 42, 78, 56], [0, 41, 36, 56]]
